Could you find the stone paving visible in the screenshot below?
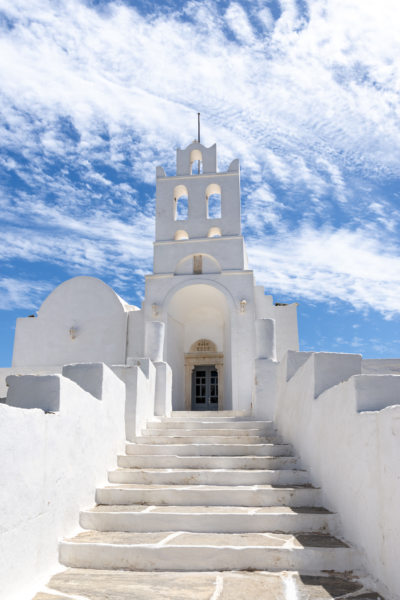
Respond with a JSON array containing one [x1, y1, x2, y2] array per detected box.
[[33, 569, 383, 600]]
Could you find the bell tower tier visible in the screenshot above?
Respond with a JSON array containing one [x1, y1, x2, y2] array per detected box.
[[141, 138, 298, 412], [153, 141, 246, 275]]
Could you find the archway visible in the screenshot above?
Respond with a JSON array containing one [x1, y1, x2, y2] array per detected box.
[[165, 283, 231, 410]]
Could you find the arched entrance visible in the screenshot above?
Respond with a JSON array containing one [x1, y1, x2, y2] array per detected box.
[[184, 339, 224, 410], [165, 283, 231, 411]]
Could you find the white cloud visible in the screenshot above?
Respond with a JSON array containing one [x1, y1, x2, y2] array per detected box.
[[0, 0, 399, 317], [247, 225, 400, 317], [0, 278, 54, 310], [225, 3, 256, 44], [0, 0, 399, 182]]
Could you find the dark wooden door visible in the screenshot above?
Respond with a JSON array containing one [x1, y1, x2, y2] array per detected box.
[[191, 365, 218, 410]]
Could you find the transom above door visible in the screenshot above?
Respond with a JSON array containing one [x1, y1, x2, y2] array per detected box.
[[191, 365, 218, 411]]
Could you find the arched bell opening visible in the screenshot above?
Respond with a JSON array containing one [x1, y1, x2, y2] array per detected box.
[[206, 183, 221, 219], [190, 149, 203, 174], [173, 185, 188, 221], [174, 229, 189, 241], [207, 227, 222, 238]]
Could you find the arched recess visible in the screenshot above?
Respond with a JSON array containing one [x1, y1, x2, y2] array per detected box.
[[174, 185, 188, 220], [165, 283, 232, 410], [190, 149, 203, 174], [208, 227, 221, 238], [174, 253, 221, 275], [206, 183, 221, 219], [174, 230, 189, 241]]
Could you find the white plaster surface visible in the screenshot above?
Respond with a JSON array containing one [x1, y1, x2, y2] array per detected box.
[[153, 236, 246, 274], [0, 365, 62, 399], [0, 364, 126, 600], [362, 358, 400, 374], [255, 318, 276, 360], [154, 361, 172, 416], [275, 351, 400, 600], [6, 374, 64, 411], [313, 352, 362, 397], [354, 373, 400, 411], [144, 320, 165, 363], [253, 359, 278, 420], [112, 361, 156, 440], [12, 276, 134, 368]]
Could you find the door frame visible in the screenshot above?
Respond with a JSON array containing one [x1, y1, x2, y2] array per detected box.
[[184, 350, 224, 410], [191, 365, 219, 411]]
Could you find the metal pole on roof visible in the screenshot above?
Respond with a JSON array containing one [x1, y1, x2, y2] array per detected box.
[[197, 113, 201, 174]]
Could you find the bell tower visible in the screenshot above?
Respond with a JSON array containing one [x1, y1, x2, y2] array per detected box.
[[153, 141, 246, 275]]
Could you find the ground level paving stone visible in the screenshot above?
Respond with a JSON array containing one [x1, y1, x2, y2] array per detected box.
[[32, 569, 384, 600]]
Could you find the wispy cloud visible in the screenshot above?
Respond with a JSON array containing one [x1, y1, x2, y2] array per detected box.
[[0, 277, 54, 310], [0, 0, 399, 322], [248, 224, 400, 317]]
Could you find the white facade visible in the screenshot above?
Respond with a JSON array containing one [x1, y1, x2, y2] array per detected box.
[[11, 140, 299, 413]]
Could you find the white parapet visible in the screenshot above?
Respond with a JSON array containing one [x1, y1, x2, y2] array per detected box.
[[275, 350, 400, 600], [0, 364, 126, 600], [112, 359, 157, 440], [154, 361, 172, 416]]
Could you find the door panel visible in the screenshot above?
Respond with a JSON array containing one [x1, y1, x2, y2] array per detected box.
[[191, 365, 218, 410]]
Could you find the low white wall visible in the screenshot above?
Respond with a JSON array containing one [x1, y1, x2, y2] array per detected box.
[[0, 365, 62, 399], [112, 358, 156, 440], [0, 363, 126, 600], [362, 358, 400, 375], [253, 358, 278, 420], [275, 352, 400, 600]]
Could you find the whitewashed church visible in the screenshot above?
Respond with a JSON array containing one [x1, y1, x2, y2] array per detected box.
[[1, 139, 400, 600]]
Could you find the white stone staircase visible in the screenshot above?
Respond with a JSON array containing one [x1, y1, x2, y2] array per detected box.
[[59, 410, 357, 574]]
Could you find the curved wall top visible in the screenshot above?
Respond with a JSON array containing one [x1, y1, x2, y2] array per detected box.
[[13, 276, 132, 367]]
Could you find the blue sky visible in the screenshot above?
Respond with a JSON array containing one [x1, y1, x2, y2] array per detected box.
[[1, 0, 400, 365]]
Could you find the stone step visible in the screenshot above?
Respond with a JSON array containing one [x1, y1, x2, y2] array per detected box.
[[108, 468, 309, 486], [95, 484, 320, 507], [80, 505, 336, 534], [117, 454, 300, 469], [150, 420, 274, 430], [59, 531, 355, 572], [33, 569, 377, 600], [134, 435, 274, 444], [171, 410, 251, 418], [142, 428, 275, 437], [126, 443, 293, 456], [117, 454, 300, 470]]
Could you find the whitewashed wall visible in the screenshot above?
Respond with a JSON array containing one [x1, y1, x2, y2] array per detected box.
[[113, 359, 157, 439], [12, 276, 135, 368], [0, 365, 61, 398], [275, 351, 400, 600], [0, 363, 126, 600]]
